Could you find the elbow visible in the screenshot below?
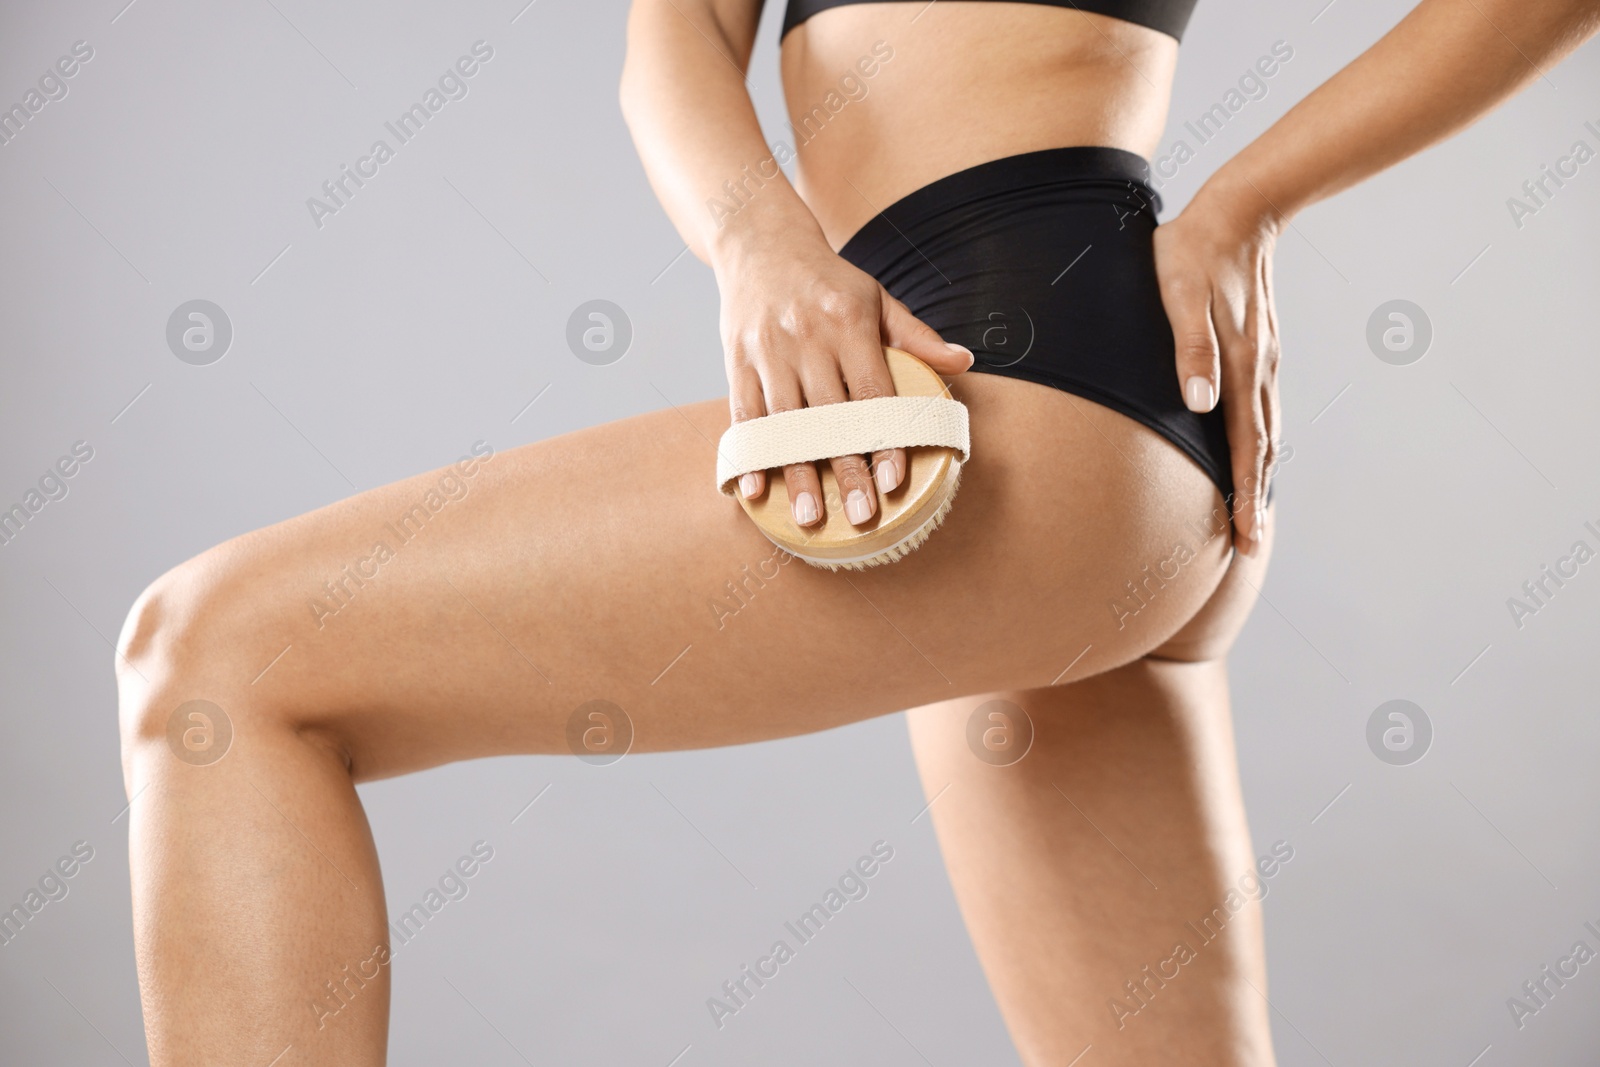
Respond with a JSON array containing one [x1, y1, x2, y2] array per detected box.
[[618, 61, 640, 127], [619, 0, 747, 121], [618, 68, 649, 141], [617, 3, 649, 125]]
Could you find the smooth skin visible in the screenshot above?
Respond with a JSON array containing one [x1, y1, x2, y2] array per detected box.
[[118, 0, 1600, 1063]]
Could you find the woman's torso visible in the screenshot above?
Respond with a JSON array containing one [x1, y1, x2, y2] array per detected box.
[[778, 2, 1183, 247]]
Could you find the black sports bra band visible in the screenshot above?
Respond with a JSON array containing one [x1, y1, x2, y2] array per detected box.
[[780, 0, 1199, 42]]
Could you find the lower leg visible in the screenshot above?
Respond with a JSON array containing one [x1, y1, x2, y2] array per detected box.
[[120, 612, 389, 1065], [906, 658, 1276, 1066]]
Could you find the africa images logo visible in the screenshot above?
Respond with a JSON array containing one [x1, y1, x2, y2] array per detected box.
[[706, 841, 895, 1030], [305, 41, 495, 229]]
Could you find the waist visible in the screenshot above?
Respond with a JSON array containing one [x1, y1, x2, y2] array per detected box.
[[836, 145, 1164, 329], [779, 4, 1176, 244]]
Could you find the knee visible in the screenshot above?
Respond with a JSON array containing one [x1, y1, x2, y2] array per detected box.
[[115, 543, 289, 765], [118, 561, 195, 690], [117, 556, 219, 754]]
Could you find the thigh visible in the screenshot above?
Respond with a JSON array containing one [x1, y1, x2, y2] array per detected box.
[[905, 662, 1276, 1066], [135, 374, 1233, 779]]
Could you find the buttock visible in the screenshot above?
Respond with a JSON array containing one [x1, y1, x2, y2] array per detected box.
[[838, 145, 1241, 504]]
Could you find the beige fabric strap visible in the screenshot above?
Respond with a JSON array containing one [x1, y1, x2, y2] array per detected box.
[[716, 395, 970, 495]]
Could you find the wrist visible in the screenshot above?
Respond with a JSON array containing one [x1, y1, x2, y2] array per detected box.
[[706, 192, 827, 274], [1192, 165, 1295, 240]]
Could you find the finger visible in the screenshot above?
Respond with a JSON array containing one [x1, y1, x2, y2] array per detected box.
[[835, 329, 906, 495], [1218, 342, 1269, 554], [873, 448, 907, 494], [1257, 362, 1281, 544], [762, 369, 825, 527], [782, 460, 825, 527], [1259, 338, 1281, 506], [1224, 404, 1267, 553], [879, 289, 973, 375], [726, 356, 767, 500], [827, 448, 878, 526], [1259, 379, 1278, 539], [1160, 275, 1221, 413], [1257, 258, 1283, 506], [801, 363, 879, 526]]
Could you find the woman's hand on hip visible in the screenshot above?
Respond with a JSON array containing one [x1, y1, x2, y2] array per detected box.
[[715, 229, 974, 528], [1152, 174, 1284, 555]]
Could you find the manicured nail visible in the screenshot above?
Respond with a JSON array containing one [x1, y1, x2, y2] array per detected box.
[[1184, 376, 1215, 412], [875, 457, 898, 493], [793, 491, 819, 525], [947, 343, 975, 369], [1254, 505, 1268, 538], [739, 472, 759, 499], [846, 489, 873, 524]]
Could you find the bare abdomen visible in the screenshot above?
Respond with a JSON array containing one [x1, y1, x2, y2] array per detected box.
[[779, 4, 1179, 246]]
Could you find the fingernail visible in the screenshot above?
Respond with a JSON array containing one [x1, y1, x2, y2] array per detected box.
[[947, 343, 975, 369], [1255, 505, 1268, 538], [793, 491, 819, 525], [846, 489, 873, 524], [875, 457, 898, 493], [739, 472, 759, 499], [1184, 376, 1215, 412]]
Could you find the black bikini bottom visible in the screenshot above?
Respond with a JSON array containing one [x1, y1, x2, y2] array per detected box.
[[837, 145, 1237, 503]]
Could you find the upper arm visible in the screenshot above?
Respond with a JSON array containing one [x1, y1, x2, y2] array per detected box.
[[626, 0, 767, 67]]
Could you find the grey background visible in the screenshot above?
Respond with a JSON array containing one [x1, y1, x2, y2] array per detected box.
[[2, 0, 1598, 1063]]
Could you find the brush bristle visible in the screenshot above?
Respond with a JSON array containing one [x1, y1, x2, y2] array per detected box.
[[810, 466, 962, 572]]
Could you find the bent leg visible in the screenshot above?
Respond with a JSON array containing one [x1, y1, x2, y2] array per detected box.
[[116, 374, 1233, 1064], [906, 512, 1277, 1065], [120, 374, 1233, 779]]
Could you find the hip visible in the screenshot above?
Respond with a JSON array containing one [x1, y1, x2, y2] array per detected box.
[[837, 145, 1238, 500]]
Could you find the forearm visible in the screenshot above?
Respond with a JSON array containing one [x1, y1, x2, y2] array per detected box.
[[619, 0, 823, 268], [1210, 0, 1600, 224]]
